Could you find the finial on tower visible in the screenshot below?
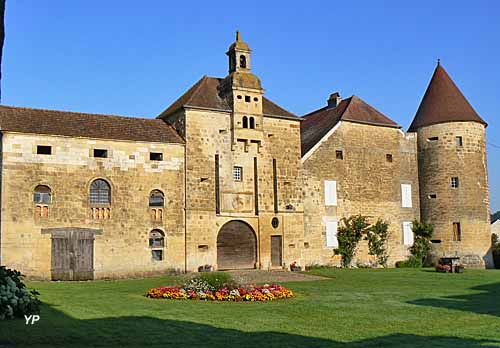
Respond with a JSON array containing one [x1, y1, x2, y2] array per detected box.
[[236, 30, 241, 42], [437, 58, 441, 66]]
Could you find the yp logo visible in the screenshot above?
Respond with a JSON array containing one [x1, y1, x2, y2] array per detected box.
[[24, 314, 40, 325]]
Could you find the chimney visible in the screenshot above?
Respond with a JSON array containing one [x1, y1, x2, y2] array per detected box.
[[327, 92, 342, 109]]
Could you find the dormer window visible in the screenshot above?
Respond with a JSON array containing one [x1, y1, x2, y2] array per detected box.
[[239, 55, 247, 68]]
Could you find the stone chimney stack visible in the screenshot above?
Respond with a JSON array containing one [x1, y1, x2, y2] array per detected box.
[[327, 92, 342, 109]]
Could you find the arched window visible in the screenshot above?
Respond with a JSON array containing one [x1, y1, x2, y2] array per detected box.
[[90, 179, 111, 205], [239, 55, 247, 68], [249, 117, 255, 129], [242, 116, 248, 128], [149, 229, 165, 261], [149, 190, 164, 207], [34, 185, 51, 204]]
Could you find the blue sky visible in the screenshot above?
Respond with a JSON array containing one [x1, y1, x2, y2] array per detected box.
[[3, 1, 500, 211]]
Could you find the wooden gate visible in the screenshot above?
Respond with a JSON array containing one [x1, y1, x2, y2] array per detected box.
[[44, 228, 101, 281], [217, 221, 257, 270], [271, 235, 282, 267]]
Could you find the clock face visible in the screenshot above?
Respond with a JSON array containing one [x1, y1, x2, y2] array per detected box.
[[272, 217, 279, 229]]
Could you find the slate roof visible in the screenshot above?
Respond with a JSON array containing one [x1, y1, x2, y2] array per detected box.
[[0, 105, 183, 143], [408, 64, 487, 132], [301, 95, 400, 156], [157, 76, 297, 120]]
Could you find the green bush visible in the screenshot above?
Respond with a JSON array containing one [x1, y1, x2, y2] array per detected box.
[[409, 220, 434, 264], [365, 219, 390, 268], [0, 266, 41, 320], [336, 215, 371, 268], [395, 256, 423, 268]]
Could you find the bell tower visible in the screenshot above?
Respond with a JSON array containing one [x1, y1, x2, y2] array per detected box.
[[220, 31, 265, 149]]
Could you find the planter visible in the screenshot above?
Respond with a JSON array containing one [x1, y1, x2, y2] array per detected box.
[[454, 266, 465, 274], [290, 266, 302, 272], [198, 265, 213, 272]]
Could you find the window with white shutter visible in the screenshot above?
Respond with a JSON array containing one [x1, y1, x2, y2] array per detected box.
[[326, 220, 339, 248], [401, 184, 412, 208], [324, 180, 337, 206], [403, 221, 414, 246]]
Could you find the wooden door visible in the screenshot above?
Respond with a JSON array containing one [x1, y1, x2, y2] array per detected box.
[[271, 235, 282, 267], [51, 230, 94, 280]]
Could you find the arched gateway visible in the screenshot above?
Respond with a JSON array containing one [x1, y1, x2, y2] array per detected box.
[[217, 220, 257, 270]]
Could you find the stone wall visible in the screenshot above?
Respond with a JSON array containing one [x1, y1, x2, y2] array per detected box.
[[301, 121, 420, 267], [0, 132, 185, 279], [416, 122, 492, 267]]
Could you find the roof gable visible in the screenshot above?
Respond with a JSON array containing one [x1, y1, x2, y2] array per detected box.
[[0, 105, 183, 144], [408, 64, 487, 132], [301, 96, 400, 156], [157, 76, 296, 119]]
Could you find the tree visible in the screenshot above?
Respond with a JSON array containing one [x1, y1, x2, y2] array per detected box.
[[409, 220, 434, 264], [365, 219, 390, 268], [0, 0, 5, 102], [491, 211, 500, 223], [336, 215, 370, 268]]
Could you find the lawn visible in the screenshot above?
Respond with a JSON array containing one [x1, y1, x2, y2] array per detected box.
[[1, 269, 499, 348]]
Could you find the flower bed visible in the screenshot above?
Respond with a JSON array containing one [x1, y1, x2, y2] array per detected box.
[[146, 283, 294, 302]]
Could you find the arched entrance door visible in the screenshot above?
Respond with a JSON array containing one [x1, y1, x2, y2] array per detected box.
[[217, 220, 257, 270]]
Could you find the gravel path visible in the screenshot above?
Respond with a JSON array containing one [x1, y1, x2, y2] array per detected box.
[[225, 270, 329, 284]]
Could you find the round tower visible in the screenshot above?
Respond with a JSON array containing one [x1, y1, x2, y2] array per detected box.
[[409, 62, 492, 268]]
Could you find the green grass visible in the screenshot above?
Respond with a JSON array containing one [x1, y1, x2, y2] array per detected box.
[[1, 269, 500, 348]]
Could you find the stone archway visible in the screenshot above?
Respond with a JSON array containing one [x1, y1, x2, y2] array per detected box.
[[217, 220, 257, 270]]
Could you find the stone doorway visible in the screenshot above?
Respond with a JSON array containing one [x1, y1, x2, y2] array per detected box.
[[217, 220, 257, 270]]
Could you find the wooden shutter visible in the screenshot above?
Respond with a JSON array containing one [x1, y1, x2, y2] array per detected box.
[[324, 181, 337, 206], [403, 221, 414, 246], [326, 220, 339, 248], [401, 184, 412, 208]]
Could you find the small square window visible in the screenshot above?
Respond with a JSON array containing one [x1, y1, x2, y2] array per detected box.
[[427, 137, 439, 142], [93, 149, 108, 158], [150, 152, 163, 161], [237, 95, 242, 99], [233, 166, 242, 181], [245, 96, 251, 103], [456, 136, 463, 146], [37, 145, 52, 155], [428, 193, 437, 199], [451, 177, 459, 188], [151, 249, 163, 261], [386, 154, 393, 162], [336, 150, 343, 160]]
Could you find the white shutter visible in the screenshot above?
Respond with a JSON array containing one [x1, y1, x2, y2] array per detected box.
[[326, 220, 339, 248], [401, 184, 412, 208], [403, 221, 414, 246], [324, 180, 337, 206]]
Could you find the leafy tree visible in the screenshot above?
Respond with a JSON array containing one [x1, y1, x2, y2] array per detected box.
[[365, 219, 390, 268], [409, 220, 434, 264], [336, 215, 370, 268], [491, 210, 500, 223]]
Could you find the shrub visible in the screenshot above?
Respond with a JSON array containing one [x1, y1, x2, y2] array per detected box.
[[0, 266, 41, 320], [395, 256, 422, 268], [492, 234, 500, 269], [365, 219, 390, 268], [409, 220, 434, 264], [336, 215, 371, 268]]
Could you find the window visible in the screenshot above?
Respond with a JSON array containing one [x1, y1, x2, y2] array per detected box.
[[253, 97, 258, 102], [401, 184, 412, 208], [428, 193, 437, 199], [403, 221, 414, 246], [427, 137, 439, 142], [245, 95, 251, 103], [324, 180, 337, 206], [37, 145, 52, 155], [152, 250, 163, 261], [451, 177, 459, 188], [150, 152, 163, 161], [239, 54, 247, 68], [149, 190, 164, 207], [456, 136, 463, 146], [242, 116, 248, 128], [453, 222, 462, 241], [336, 150, 343, 160], [33, 185, 51, 204], [93, 149, 108, 158], [249, 117, 255, 129], [386, 154, 393, 162], [90, 179, 111, 205], [237, 95, 242, 99], [149, 229, 165, 262], [233, 166, 242, 181], [326, 220, 339, 248]]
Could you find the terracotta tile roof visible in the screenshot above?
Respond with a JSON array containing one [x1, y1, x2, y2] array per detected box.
[[301, 95, 400, 156], [0, 105, 183, 143], [157, 76, 297, 119], [408, 64, 487, 132]]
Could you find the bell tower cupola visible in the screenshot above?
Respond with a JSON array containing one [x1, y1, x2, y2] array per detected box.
[[227, 30, 252, 73]]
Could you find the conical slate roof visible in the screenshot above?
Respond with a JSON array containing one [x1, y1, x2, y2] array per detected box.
[[408, 63, 487, 132]]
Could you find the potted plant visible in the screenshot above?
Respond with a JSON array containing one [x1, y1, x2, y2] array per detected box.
[[435, 264, 451, 273], [290, 261, 302, 272], [198, 264, 213, 272], [454, 264, 465, 273]]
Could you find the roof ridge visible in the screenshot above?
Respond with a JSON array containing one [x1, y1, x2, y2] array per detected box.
[[0, 104, 155, 121]]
